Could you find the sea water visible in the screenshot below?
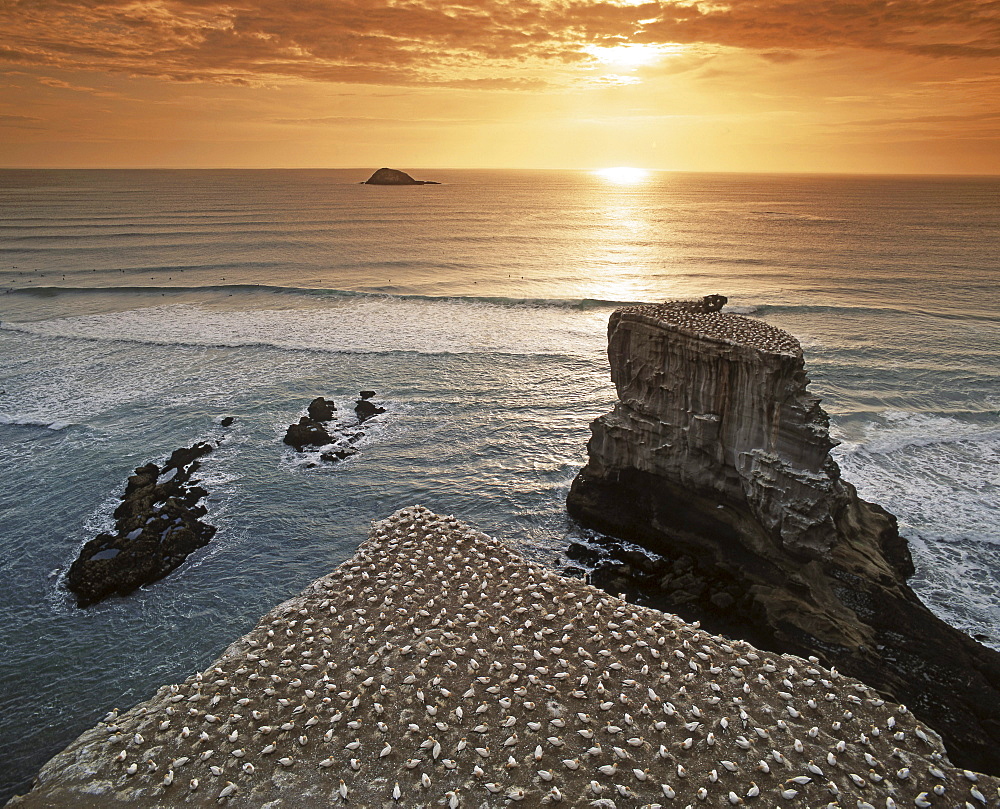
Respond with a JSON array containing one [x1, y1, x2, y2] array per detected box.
[[0, 169, 997, 799]]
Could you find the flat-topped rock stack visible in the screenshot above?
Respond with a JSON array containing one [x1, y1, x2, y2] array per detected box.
[[10, 507, 998, 807]]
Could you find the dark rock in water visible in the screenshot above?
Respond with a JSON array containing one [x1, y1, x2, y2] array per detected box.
[[362, 168, 440, 185], [66, 442, 216, 607], [306, 396, 336, 422], [284, 396, 374, 462], [355, 393, 386, 424], [567, 296, 1000, 774], [359, 390, 376, 400], [320, 448, 357, 462], [283, 417, 332, 451], [566, 541, 601, 566], [220, 416, 235, 427]]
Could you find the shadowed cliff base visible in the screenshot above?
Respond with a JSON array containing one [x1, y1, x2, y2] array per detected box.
[[567, 296, 1000, 775]]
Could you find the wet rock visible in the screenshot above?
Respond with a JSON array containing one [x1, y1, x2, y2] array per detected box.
[[306, 396, 336, 422], [568, 296, 1000, 774], [710, 591, 736, 611], [618, 549, 658, 574], [320, 448, 357, 462], [566, 542, 602, 566], [355, 392, 386, 423], [282, 417, 332, 451], [66, 442, 216, 607], [284, 395, 377, 463], [220, 416, 235, 427]]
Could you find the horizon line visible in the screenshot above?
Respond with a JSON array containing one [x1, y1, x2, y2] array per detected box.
[[2, 166, 999, 179]]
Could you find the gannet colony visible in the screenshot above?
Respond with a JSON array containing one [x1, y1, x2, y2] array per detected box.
[[10, 506, 998, 807], [615, 298, 802, 355]]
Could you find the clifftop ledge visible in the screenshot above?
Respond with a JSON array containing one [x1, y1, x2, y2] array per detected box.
[[10, 506, 998, 807], [568, 295, 1000, 774], [618, 295, 800, 355]]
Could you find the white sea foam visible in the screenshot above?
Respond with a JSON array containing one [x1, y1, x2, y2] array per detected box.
[[833, 410, 1000, 456], [0, 413, 70, 430], [2, 297, 609, 358], [834, 409, 1000, 647]]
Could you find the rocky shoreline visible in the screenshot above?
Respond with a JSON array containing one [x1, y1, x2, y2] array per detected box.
[[567, 296, 1000, 774], [12, 507, 998, 807]]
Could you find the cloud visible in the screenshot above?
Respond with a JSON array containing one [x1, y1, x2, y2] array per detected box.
[[759, 51, 801, 64], [0, 113, 45, 128], [270, 114, 484, 126], [845, 110, 1000, 127], [0, 0, 997, 90], [38, 76, 122, 97]]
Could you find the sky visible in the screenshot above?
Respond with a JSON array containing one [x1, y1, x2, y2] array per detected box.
[[2, 0, 999, 173]]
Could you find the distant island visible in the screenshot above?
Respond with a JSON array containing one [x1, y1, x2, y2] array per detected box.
[[361, 167, 440, 185]]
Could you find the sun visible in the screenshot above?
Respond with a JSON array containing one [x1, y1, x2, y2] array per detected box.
[[593, 167, 651, 184], [586, 43, 665, 69]]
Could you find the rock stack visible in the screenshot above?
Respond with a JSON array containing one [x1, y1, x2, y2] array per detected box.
[[11, 507, 998, 807], [567, 295, 1000, 774]]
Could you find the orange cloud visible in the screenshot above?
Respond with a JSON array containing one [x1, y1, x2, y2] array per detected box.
[[1, 0, 997, 89]]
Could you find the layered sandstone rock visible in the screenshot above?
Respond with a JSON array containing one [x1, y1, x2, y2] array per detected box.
[[568, 296, 1000, 774]]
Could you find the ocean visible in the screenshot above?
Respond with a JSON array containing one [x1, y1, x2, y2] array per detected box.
[[0, 168, 997, 800]]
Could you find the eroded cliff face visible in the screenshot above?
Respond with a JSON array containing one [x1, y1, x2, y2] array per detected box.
[[568, 297, 1000, 774]]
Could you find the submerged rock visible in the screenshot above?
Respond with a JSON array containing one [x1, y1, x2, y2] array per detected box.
[[65, 442, 216, 607], [362, 167, 440, 185], [568, 295, 1000, 774], [13, 506, 998, 807]]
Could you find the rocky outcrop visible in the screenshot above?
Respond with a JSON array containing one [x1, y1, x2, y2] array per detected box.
[[283, 393, 386, 464], [12, 506, 998, 807], [567, 296, 1000, 774], [283, 397, 337, 451], [362, 168, 440, 185], [354, 390, 385, 424], [66, 443, 216, 607]]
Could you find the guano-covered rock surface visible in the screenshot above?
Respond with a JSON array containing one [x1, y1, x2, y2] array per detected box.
[[9, 507, 998, 807], [567, 296, 1000, 775]]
